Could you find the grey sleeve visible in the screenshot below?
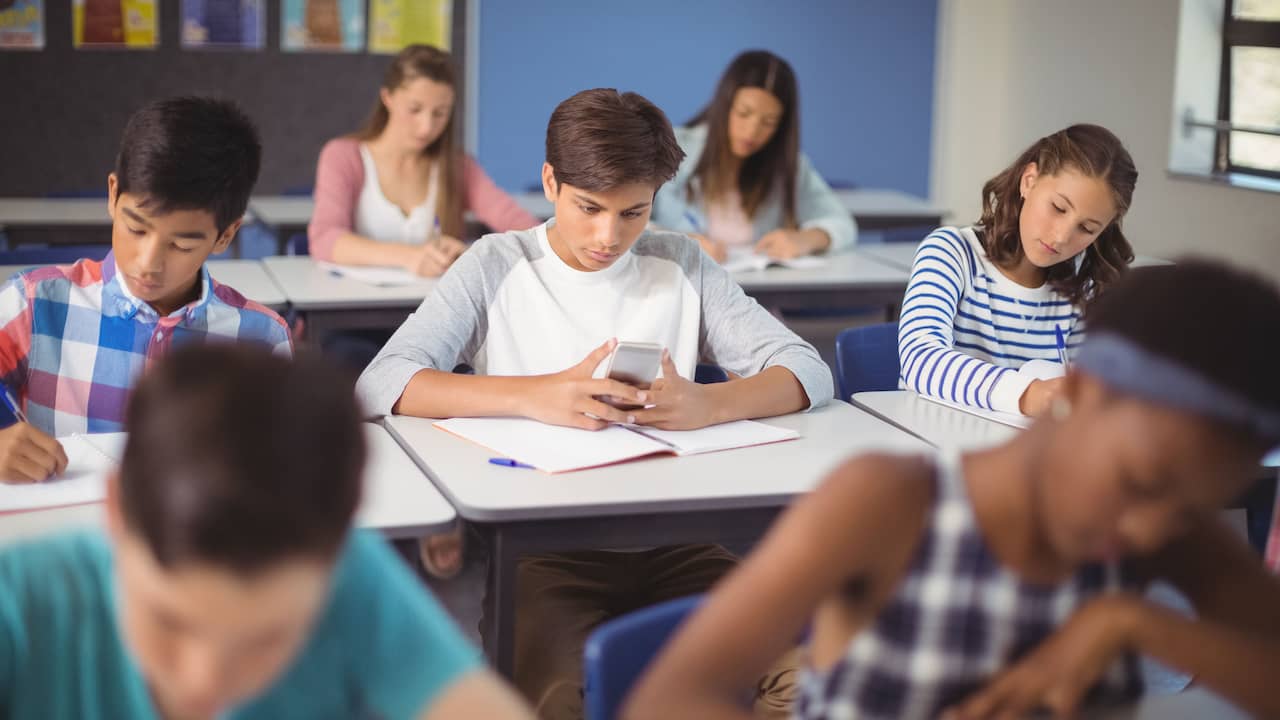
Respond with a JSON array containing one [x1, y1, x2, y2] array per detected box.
[[690, 242, 834, 409], [354, 237, 509, 416]]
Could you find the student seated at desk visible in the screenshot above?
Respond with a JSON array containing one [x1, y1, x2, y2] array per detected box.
[[650, 50, 855, 264], [626, 260, 1280, 720], [898, 124, 1137, 417], [0, 96, 290, 485], [309, 44, 536, 277], [356, 88, 833, 719], [0, 345, 532, 719]]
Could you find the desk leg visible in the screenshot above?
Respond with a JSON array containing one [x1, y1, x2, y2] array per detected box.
[[484, 526, 519, 678]]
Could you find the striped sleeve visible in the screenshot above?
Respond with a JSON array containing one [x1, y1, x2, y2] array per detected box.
[[897, 229, 1021, 411]]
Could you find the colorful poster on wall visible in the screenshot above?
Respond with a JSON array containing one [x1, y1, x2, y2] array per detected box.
[[72, 0, 158, 48], [281, 0, 364, 52], [182, 0, 264, 49], [0, 0, 43, 49], [369, 0, 450, 54]]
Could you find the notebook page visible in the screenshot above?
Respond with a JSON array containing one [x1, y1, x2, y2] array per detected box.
[[0, 433, 124, 513], [434, 417, 667, 473], [636, 419, 800, 456]]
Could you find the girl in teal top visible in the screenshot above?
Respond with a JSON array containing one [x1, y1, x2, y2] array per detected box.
[[652, 50, 856, 263], [0, 345, 531, 720]]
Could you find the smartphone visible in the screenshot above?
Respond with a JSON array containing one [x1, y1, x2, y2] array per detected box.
[[598, 341, 663, 411]]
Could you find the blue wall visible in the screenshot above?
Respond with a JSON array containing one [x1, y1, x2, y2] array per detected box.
[[476, 0, 937, 197]]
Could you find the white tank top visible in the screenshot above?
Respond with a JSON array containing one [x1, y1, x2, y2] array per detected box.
[[354, 143, 439, 245]]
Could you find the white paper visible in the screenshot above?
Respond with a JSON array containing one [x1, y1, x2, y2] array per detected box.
[[316, 261, 424, 287], [723, 249, 829, 274], [435, 417, 800, 473], [636, 420, 799, 455], [0, 433, 124, 513]]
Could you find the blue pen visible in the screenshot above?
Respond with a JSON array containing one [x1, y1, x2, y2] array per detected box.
[[0, 384, 27, 424], [1054, 325, 1070, 368], [489, 457, 535, 470], [683, 211, 703, 233]]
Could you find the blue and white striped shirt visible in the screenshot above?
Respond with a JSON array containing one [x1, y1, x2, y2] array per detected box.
[[897, 227, 1083, 414]]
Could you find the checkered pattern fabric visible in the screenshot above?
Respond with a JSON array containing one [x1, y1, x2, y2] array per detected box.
[[795, 451, 1143, 719], [0, 253, 291, 436]]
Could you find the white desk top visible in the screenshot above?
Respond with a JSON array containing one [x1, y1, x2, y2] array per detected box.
[[205, 259, 288, 309], [0, 260, 288, 311], [261, 255, 436, 310], [383, 401, 932, 522], [852, 391, 1019, 451], [246, 196, 316, 227], [858, 241, 1173, 273], [0, 198, 112, 227], [833, 188, 946, 219], [733, 249, 909, 291], [0, 424, 454, 546]]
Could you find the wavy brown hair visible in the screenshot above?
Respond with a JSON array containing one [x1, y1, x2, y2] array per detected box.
[[686, 50, 799, 224], [353, 44, 464, 239], [977, 124, 1137, 305]]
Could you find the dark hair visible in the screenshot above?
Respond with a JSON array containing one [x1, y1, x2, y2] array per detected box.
[[119, 345, 366, 574], [1086, 259, 1280, 441], [114, 96, 261, 235], [354, 44, 465, 239], [978, 124, 1138, 305], [686, 50, 800, 223], [545, 88, 685, 193]]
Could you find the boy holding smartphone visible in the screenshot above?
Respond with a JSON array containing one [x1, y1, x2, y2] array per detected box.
[[357, 88, 831, 719]]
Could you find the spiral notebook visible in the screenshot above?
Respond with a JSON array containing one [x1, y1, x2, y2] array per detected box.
[[435, 417, 800, 473], [0, 433, 124, 513]]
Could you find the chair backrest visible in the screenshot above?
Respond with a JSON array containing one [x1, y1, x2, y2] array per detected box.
[[694, 363, 729, 384], [0, 245, 109, 267], [583, 594, 702, 720], [834, 321, 901, 401], [285, 233, 310, 256]]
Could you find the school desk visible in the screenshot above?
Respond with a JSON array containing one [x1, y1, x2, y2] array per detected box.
[[858, 240, 1174, 272], [381, 400, 932, 677], [0, 424, 455, 546]]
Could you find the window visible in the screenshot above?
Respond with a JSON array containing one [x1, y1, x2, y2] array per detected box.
[[1217, 0, 1280, 179]]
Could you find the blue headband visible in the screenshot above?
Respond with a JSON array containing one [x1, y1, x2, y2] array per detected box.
[[1074, 332, 1280, 443]]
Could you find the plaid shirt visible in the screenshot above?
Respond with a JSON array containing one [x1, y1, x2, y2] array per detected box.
[[795, 451, 1143, 720], [0, 252, 291, 436]]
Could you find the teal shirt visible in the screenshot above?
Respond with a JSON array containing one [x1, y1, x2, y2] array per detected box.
[[0, 531, 482, 719]]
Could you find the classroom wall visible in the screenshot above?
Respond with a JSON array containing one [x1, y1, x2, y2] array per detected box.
[[930, 0, 1280, 280], [0, 1, 466, 197], [475, 0, 937, 197]]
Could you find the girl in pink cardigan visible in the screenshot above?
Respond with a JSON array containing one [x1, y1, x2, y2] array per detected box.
[[308, 44, 536, 277]]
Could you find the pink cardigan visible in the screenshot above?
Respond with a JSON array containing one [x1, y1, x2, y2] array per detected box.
[[307, 137, 539, 261]]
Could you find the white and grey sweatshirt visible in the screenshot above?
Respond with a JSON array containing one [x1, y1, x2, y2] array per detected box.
[[356, 221, 833, 415]]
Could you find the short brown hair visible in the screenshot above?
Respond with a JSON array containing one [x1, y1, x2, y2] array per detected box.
[[545, 88, 685, 193], [120, 344, 366, 574], [978, 124, 1138, 305]]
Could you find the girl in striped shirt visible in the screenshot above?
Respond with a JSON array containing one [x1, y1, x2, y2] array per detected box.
[[898, 125, 1137, 416]]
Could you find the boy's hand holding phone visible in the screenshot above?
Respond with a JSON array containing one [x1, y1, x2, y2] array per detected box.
[[522, 339, 648, 431], [630, 350, 718, 430]]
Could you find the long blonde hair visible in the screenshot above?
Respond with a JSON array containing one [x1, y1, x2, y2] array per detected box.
[[354, 44, 464, 239]]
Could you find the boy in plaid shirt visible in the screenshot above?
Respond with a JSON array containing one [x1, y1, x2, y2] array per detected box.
[[0, 96, 290, 484]]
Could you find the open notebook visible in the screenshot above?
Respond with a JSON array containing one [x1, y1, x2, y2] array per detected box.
[[435, 417, 800, 473], [0, 433, 124, 513], [316, 261, 427, 287], [915, 359, 1067, 429], [723, 249, 827, 274]]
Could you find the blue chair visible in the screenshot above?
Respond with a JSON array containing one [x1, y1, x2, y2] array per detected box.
[[694, 363, 729, 384], [834, 321, 901, 401], [583, 595, 703, 720], [286, 233, 309, 256], [0, 245, 109, 266]]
